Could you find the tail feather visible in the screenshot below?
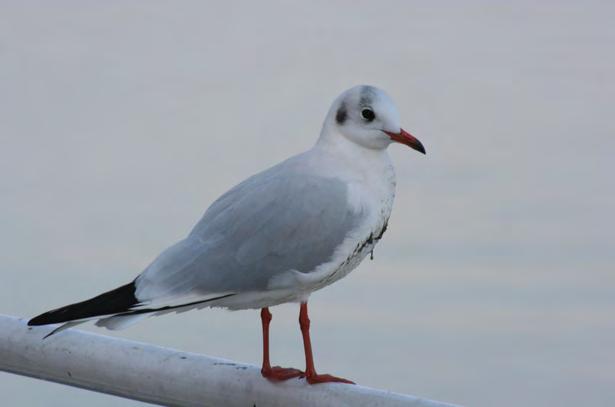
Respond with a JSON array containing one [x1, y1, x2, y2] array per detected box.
[[28, 281, 139, 326]]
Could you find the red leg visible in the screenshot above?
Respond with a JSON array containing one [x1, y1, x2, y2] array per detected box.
[[299, 302, 354, 384], [260, 307, 303, 381]]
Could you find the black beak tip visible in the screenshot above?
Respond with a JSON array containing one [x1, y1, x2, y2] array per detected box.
[[415, 142, 426, 155]]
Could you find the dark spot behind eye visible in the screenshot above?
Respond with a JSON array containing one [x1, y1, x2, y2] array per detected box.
[[361, 108, 375, 122], [336, 103, 347, 124]]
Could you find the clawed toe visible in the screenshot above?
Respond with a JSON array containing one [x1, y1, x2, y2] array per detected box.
[[305, 372, 355, 384], [261, 366, 304, 381]]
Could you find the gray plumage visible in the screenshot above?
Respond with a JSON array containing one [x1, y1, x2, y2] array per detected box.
[[135, 152, 362, 303]]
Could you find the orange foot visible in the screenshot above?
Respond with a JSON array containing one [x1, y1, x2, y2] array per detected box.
[[261, 366, 304, 381], [305, 372, 355, 385]]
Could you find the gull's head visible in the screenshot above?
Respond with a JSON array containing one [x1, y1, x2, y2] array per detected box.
[[320, 85, 425, 154]]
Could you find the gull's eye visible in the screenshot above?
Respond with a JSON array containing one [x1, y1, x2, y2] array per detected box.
[[361, 108, 375, 122]]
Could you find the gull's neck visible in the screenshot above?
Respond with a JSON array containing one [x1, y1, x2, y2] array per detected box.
[[315, 123, 391, 167], [313, 120, 397, 222]]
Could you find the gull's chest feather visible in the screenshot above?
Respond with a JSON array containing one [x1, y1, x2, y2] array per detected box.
[[292, 156, 397, 292]]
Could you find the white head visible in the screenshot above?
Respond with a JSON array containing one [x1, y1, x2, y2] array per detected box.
[[319, 85, 425, 154]]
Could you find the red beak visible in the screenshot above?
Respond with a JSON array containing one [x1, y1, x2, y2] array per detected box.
[[384, 128, 426, 154]]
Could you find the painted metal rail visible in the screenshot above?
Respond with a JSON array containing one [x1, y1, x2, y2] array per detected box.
[[0, 314, 458, 407]]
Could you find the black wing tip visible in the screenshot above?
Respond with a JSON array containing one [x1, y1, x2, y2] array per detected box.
[[28, 306, 69, 326], [28, 313, 52, 326], [28, 310, 70, 326], [28, 281, 138, 326]]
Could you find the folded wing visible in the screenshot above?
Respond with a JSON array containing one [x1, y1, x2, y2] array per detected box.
[[135, 157, 363, 304]]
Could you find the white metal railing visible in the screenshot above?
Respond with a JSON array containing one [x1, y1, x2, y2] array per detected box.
[[0, 314, 458, 407]]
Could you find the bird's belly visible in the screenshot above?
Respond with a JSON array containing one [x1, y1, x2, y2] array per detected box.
[[214, 217, 388, 310], [313, 219, 388, 290], [315, 248, 370, 289]]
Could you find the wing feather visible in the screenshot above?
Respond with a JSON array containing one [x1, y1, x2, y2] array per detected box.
[[135, 154, 363, 304]]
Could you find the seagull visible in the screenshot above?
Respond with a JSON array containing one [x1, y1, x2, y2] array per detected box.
[[28, 85, 425, 384]]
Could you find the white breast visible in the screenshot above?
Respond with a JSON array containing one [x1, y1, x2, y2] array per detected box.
[[288, 145, 397, 295]]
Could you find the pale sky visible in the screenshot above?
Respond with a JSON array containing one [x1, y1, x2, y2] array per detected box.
[[1, 1, 614, 406]]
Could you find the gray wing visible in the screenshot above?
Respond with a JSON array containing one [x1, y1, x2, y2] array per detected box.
[[135, 156, 362, 303]]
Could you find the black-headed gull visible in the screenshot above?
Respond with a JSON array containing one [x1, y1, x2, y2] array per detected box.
[[29, 85, 425, 384]]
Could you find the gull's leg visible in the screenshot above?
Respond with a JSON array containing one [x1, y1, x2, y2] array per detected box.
[[299, 302, 354, 384], [260, 307, 303, 381]]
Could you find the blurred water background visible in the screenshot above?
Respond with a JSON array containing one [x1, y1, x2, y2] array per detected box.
[[1, 2, 614, 406]]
